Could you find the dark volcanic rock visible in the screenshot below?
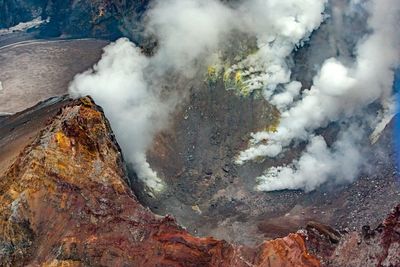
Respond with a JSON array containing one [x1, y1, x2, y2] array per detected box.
[[306, 205, 400, 266], [140, 77, 400, 246], [142, 81, 290, 245], [0, 0, 47, 29], [0, 0, 150, 39], [0, 93, 398, 267]]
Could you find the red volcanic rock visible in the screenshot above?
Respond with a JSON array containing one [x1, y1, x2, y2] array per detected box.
[[0, 97, 320, 267], [256, 234, 321, 267]]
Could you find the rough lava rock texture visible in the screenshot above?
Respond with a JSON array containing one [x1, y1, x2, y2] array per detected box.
[[142, 79, 400, 247], [306, 205, 400, 267], [0, 97, 320, 267]]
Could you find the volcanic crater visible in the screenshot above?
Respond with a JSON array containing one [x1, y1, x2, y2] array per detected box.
[[0, 35, 398, 249], [131, 76, 400, 246]]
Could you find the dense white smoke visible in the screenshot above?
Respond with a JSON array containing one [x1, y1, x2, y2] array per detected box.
[[69, 0, 328, 192], [146, 0, 327, 86], [257, 127, 363, 192], [145, 0, 234, 74], [69, 0, 398, 193], [69, 39, 171, 192], [237, 0, 400, 191], [230, 0, 327, 94]]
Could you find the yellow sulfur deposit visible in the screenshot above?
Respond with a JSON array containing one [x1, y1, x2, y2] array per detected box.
[[55, 131, 70, 150], [235, 71, 242, 83]]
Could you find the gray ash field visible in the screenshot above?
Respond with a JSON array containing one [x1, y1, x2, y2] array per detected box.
[[0, 38, 107, 113]]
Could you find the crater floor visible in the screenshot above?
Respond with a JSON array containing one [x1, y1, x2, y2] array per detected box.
[[1, 37, 399, 247], [140, 80, 400, 246]]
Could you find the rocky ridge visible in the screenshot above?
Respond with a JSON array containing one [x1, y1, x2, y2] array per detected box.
[[0, 97, 319, 266], [0, 96, 399, 266]]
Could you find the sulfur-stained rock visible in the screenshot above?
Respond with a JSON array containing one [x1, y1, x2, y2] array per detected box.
[[0, 97, 320, 267]]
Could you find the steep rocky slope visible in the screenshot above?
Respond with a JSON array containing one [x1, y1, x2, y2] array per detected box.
[[0, 96, 71, 174], [0, 97, 320, 266], [0, 96, 399, 266], [0, 0, 46, 29]]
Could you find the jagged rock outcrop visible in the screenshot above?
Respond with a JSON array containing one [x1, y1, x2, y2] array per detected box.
[[306, 205, 400, 267], [0, 97, 320, 266]]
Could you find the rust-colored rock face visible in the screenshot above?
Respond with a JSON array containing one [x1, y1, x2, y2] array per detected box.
[[256, 234, 320, 267], [0, 97, 320, 266]]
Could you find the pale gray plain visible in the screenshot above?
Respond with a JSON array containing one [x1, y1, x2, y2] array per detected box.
[[0, 39, 108, 113]]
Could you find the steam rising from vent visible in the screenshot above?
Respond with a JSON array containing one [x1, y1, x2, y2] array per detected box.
[[237, 0, 400, 191], [69, 0, 399, 193], [69, 39, 172, 192], [69, 0, 327, 192], [256, 127, 364, 192]]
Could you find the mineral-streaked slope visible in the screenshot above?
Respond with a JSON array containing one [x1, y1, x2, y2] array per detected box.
[[0, 97, 320, 266], [0, 96, 71, 175]]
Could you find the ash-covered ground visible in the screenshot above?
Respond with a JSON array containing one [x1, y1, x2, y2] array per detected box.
[[127, 0, 400, 245], [0, 38, 107, 113], [0, 33, 108, 176], [132, 79, 400, 246]]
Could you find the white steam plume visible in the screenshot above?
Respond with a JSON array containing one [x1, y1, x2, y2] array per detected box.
[[256, 126, 363, 192], [237, 0, 400, 192], [145, 0, 235, 74], [69, 0, 328, 192], [69, 39, 171, 192], [233, 0, 327, 95]]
